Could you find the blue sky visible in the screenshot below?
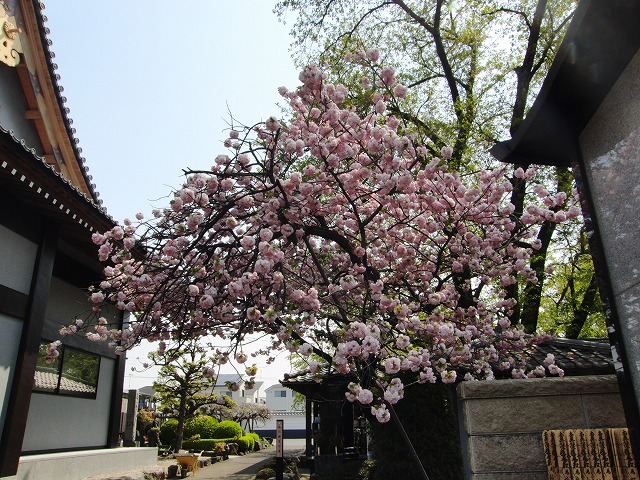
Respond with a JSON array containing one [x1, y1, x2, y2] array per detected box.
[[43, 1, 302, 389], [43, 0, 300, 222]]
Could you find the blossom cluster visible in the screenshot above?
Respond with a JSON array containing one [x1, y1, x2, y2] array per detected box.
[[62, 55, 578, 421]]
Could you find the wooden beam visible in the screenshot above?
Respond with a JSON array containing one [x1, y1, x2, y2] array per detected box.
[[24, 109, 41, 120]]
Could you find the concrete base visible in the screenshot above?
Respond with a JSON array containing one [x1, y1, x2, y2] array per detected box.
[[14, 447, 158, 480]]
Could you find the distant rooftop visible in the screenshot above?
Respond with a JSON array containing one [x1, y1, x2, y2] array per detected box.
[[281, 338, 615, 396]]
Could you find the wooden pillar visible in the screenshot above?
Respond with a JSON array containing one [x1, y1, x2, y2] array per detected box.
[[107, 311, 128, 447], [0, 222, 58, 477], [305, 396, 312, 458]]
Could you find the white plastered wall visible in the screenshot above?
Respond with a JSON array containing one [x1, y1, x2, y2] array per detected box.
[[0, 224, 36, 441], [0, 313, 22, 440], [21, 357, 115, 451], [21, 277, 116, 451], [0, 224, 37, 294]]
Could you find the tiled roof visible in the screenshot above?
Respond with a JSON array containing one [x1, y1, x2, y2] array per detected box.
[[34, 2, 102, 205], [34, 370, 96, 395], [522, 338, 614, 376], [281, 338, 615, 393], [0, 126, 116, 257], [0, 126, 112, 220], [282, 367, 330, 385]]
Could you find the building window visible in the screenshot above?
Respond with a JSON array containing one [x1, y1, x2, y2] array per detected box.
[[33, 341, 100, 398], [274, 390, 287, 397], [221, 390, 232, 397]]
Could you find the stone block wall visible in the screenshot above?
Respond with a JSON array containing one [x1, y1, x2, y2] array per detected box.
[[457, 375, 626, 479]]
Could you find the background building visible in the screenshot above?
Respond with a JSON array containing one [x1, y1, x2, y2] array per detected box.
[[210, 373, 265, 404]]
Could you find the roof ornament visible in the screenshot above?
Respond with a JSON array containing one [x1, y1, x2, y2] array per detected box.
[[1, 1, 23, 67]]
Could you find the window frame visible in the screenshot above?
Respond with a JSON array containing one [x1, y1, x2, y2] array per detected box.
[[33, 340, 101, 399]]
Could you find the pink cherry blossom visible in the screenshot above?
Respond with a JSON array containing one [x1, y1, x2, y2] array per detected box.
[[80, 57, 574, 423]]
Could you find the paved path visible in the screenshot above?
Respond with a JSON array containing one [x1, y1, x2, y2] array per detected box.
[[194, 444, 309, 480]]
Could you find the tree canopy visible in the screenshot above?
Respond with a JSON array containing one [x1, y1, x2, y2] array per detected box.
[[274, 0, 602, 337], [61, 57, 580, 421], [149, 343, 217, 449]]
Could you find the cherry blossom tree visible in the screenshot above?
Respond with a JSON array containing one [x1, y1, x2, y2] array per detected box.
[[231, 403, 272, 433], [61, 55, 578, 427]]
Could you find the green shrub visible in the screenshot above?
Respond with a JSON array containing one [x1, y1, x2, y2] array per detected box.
[[235, 434, 254, 453], [184, 415, 218, 439], [255, 468, 276, 480], [212, 420, 243, 439], [159, 419, 179, 446], [137, 409, 155, 435], [248, 432, 261, 451]]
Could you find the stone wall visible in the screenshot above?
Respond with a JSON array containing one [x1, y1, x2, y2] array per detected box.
[[457, 375, 627, 479]]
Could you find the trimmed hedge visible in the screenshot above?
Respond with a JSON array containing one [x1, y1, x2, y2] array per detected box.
[[248, 432, 261, 451], [212, 420, 243, 439], [182, 434, 257, 453], [256, 468, 276, 480], [182, 438, 236, 451], [235, 434, 254, 453]]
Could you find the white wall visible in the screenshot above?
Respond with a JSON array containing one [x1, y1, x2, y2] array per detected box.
[[0, 224, 37, 294], [0, 312, 22, 439], [44, 276, 92, 328], [265, 385, 300, 412], [21, 357, 115, 451], [16, 446, 158, 480], [255, 412, 306, 438]]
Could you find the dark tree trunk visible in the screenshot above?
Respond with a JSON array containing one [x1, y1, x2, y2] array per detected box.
[[175, 394, 187, 451], [519, 167, 573, 333], [565, 273, 599, 338]]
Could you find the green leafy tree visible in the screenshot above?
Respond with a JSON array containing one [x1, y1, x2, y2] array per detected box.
[[538, 226, 605, 338], [275, 0, 595, 335], [151, 342, 217, 450], [136, 408, 155, 441]]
